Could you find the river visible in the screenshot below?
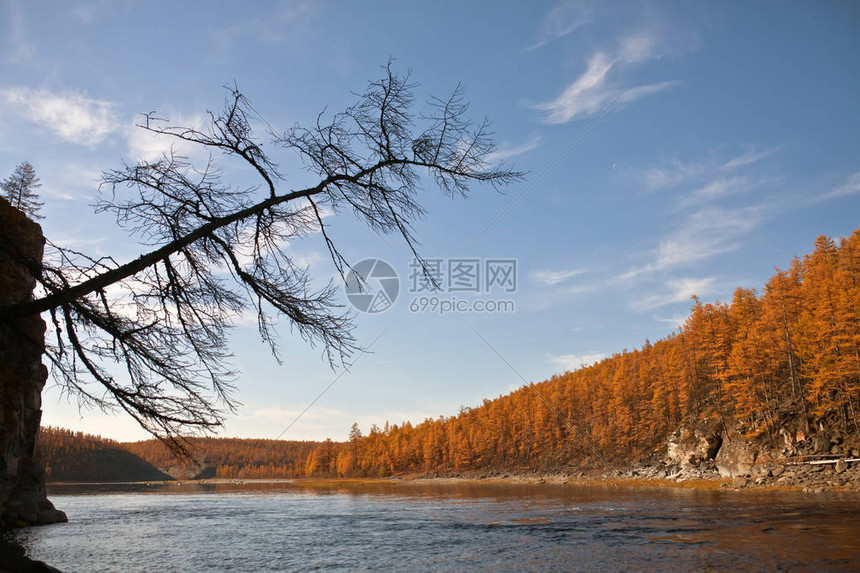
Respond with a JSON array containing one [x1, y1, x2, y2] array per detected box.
[[8, 481, 860, 572]]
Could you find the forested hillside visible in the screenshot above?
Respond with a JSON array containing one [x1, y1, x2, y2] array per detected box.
[[303, 229, 860, 477], [123, 437, 321, 478], [36, 427, 171, 482], [39, 229, 860, 482]]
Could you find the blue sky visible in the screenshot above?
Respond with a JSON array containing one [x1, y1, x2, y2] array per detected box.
[[2, 1, 859, 442]]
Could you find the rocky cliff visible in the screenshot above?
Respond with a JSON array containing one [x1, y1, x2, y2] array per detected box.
[[0, 198, 66, 526], [624, 418, 860, 491]]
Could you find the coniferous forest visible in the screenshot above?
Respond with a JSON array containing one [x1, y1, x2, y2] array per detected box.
[[39, 229, 860, 480]]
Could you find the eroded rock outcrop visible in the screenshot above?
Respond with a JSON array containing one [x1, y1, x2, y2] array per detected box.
[[714, 432, 759, 478], [0, 198, 66, 526], [666, 425, 723, 469]]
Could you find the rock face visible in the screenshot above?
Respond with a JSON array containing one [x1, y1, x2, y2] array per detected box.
[[715, 432, 759, 477], [666, 426, 722, 469], [0, 198, 66, 526]]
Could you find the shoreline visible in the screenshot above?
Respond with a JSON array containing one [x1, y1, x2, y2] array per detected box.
[[46, 467, 860, 494]]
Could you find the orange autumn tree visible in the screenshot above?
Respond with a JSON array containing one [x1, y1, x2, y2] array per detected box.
[[298, 228, 860, 478]]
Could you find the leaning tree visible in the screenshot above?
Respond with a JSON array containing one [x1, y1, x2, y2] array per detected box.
[[0, 64, 521, 453]]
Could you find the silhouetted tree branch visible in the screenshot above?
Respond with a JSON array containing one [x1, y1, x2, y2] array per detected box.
[[0, 63, 523, 453]]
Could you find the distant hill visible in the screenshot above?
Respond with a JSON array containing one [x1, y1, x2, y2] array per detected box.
[[122, 437, 322, 479], [37, 427, 172, 482], [38, 427, 325, 481]]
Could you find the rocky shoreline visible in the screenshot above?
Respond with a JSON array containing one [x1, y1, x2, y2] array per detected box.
[[399, 459, 860, 492], [619, 457, 860, 492], [0, 537, 63, 573], [401, 425, 860, 493]]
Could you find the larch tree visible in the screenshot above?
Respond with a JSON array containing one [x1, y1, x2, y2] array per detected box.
[[2, 161, 44, 220], [0, 65, 522, 453]]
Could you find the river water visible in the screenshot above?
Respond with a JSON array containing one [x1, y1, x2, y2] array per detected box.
[[8, 481, 860, 572]]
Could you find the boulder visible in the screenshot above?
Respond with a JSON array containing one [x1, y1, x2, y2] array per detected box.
[[666, 426, 723, 469], [812, 434, 830, 454], [37, 508, 67, 525], [715, 433, 758, 477]]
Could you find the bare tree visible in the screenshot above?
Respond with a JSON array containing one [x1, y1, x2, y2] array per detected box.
[[0, 64, 521, 453], [2, 161, 44, 220]]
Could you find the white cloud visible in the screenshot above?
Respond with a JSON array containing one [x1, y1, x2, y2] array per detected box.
[[632, 277, 717, 310], [125, 113, 207, 161], [535, 36, 676, 124], [821, 171, 860, 200], [655, 313, 689, 328], [530, 268, 586, 286], [616, 157, 707, 191], [679, 176, 754, 208], [484, 135, 541, 165], [620, 146, 777, 193], [620, 205, 763, 279], [1, 87, 119, 145], [617, 34, 660, 64], [721, 146, 777, 170], [653, 206, 762, 268], [292, 250, 326, 270], [547, 352, 605, 372], [620, 81, 679, 104], [49, 236, 107, 250], [536, 52, 616, 123], [527, 1, 594, 51]]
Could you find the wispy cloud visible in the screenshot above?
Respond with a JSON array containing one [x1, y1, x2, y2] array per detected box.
[[1, 87, 119, 145], [820, 171, 860, 200], [653, 206, 762, 269], [615, 146, 773, 314], [50, 235, 107, 250], [615, 157, 707, 191], [535, 35, 676, 124], [655, 313, 689, 328], [484, 135, 541, 165], [218, 1, 318, 51], [125, 113, 206, 161], [632, 276, 717, 310], [530, 267, 586, 286], [618, 146, 778, 192], [4, 0, 35, 63], [617, 34, 660, 64], [679, 176, 760, 209], [524, 263, 595, 310], [525, 283, 597, 311], [527, 1, 594, 51], [537, 52, 617, 123], [547, 351, 605, 372], [721, 147, 777, 170], [620, 205, 763, 279], [292, 250, 327, 270]]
